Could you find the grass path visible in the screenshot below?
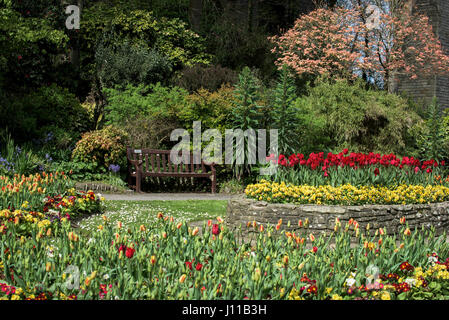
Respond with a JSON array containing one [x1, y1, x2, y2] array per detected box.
[[77, 200, 227, 236]]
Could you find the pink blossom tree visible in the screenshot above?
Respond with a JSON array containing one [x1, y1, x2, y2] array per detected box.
[[270, 4, 449, 91]]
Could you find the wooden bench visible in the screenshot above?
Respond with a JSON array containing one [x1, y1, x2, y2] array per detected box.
[[126, 147, 216, 193]]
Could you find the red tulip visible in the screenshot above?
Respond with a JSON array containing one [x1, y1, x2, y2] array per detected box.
[[125, 247, 135, 258], [212, 224, 220, 235]]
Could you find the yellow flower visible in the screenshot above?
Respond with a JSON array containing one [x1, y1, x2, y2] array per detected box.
[[11, 294, 20, 300], [331, 294, 343, 300], [380, 291, 391, 300], [179, 274, 187, 283]]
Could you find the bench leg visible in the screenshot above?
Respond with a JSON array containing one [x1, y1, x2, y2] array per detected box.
[[136, 171, 142, 193], [211, 174, 216, 194]]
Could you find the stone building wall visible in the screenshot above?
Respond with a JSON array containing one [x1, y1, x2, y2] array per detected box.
[[227, 195, 449, 237], [395, 0, 449, 109]]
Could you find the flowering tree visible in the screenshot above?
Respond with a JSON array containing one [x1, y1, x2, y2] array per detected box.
[[269, 8, 364, 79], [270, 4, 449, 90]]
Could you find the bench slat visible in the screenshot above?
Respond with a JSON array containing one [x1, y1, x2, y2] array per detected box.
[[162, 153, 167, 172], [127, 147, 216, 193]]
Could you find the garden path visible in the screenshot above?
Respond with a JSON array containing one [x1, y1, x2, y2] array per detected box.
[[103, 193, 233, 201]]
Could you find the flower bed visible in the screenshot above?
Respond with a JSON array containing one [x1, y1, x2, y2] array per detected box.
[[0, 172, 105, 236], [0, 172, 72, 211], [245, 180, 449, 205], [268, 150, 446, 187], [1, 215, 449, 300]]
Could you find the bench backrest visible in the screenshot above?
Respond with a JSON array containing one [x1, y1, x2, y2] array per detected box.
[[127, 147, 210, 174]]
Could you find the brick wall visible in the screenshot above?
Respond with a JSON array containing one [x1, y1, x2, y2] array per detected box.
[[396, 0, 449, 109]]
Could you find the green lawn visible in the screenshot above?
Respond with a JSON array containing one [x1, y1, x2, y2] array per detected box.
[[77, 200, 227, 235]]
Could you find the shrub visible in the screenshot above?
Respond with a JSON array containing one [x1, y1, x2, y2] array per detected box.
[[1, 84, 89, 143], [268, 65, 301, 154], [95, 41, 173, 88], [104, 83, 187, 125], [179, 85, 235, 132], [172, 64, 238, 93], [219, 179, 245, 194], [123, 115, 179, 150], [416, 97, 449, 161], [294, 78, 422, 155], [72, 126, 128, 174], [103, 84, 153, 126], [81, 3, 212, 71]]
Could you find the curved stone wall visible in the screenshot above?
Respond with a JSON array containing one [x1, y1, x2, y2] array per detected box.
[[227, 195, 449, 236]]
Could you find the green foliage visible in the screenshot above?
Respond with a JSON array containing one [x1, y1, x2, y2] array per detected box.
[[1, 84, 89, 143], [231, 67, 265, 180], [417, 97, 449, 161], [72, 126, 128, 173], [269, 65, 301, 154], [294, 78, 422, 155], [219, 179, 245, 194], [104, 83, 187, 125], [179, 85, 235, 132], [0, 134, 39, 176], [81, 3, 212, 76], [171, 64, 238, 93], [104, 85, 153, 126], [0, 7, 68, 89], [204, 16, 276, 79], [96, 41, 173, 88]]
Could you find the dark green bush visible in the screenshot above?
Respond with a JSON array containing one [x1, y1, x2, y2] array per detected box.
[[294, 78, 423, 155], [96, 41, 173, 88], [172, 64, 238, 93], [0, 84, 89, 143]]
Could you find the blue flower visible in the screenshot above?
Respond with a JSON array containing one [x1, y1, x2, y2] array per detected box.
[[45, 154, 53, 162], [44, 132, 54, 143], [109, 164, 120, 173]]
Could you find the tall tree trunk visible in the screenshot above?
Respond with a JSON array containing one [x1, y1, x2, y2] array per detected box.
[[70, 0, 82, 72], [189, 0, 203, 32]]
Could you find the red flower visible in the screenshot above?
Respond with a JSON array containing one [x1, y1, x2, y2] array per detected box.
[[195, 263, 203, 271], [212, 224, 220, 235], [312, 246, 318, 253], [373, 168, 380, 176], [343, 148, 349, 155], [125, 247, 135, 258], [185, 261, 192, 270], [18, 55, 22, 61]]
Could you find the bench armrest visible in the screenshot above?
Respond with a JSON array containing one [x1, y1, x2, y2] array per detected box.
[[128, 159, 143, 171]]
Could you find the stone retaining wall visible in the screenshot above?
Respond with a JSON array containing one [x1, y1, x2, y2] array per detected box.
[[227, 195, 449, 236], [75, 182, 130, 193]]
